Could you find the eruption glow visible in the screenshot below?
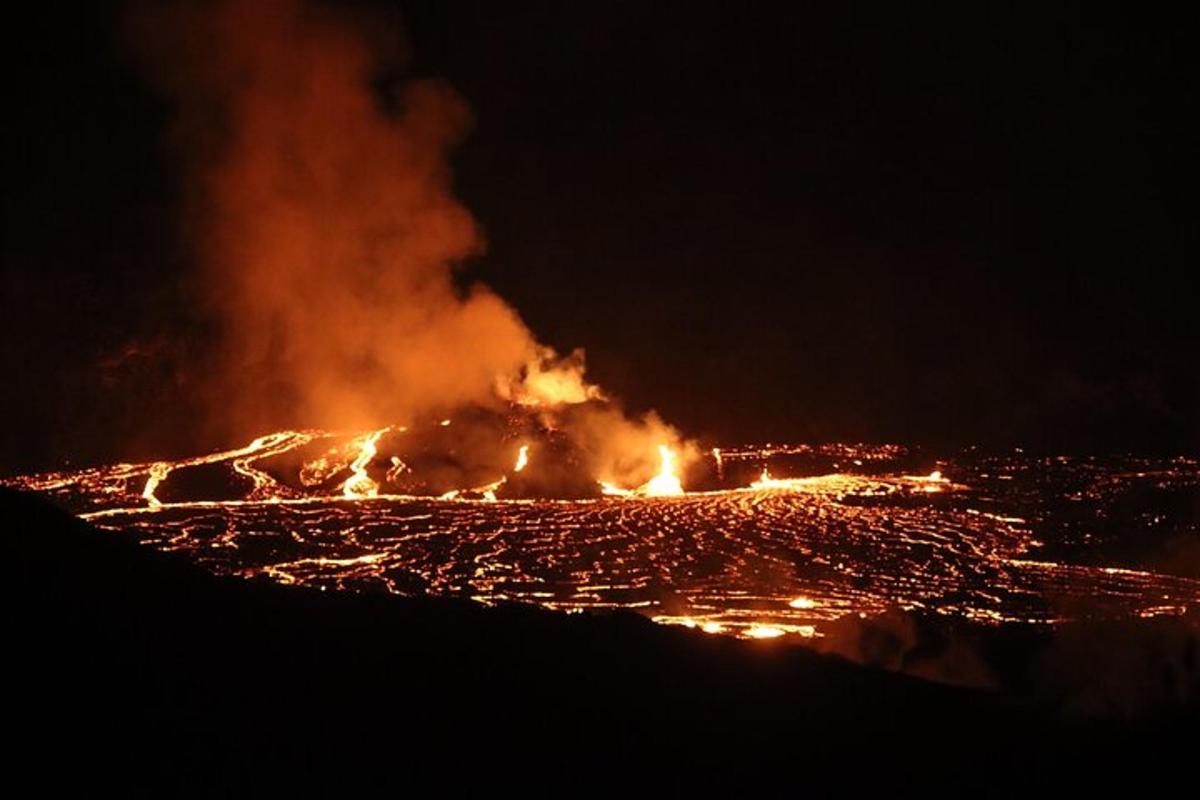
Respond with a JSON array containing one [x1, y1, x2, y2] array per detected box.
[[599, 445, 686, 497], [642, 445, 684, 497], [7, 432, 1198, 648], [36, 0, 1188, 666], [341, 428, 387, 499], [125, 0, 677, 478]]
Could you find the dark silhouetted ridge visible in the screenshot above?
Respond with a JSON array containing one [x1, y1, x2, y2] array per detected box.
[[3, 488, 1192, 794]]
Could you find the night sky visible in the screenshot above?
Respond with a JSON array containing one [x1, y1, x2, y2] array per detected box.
[[4, 1, 1196, 474]]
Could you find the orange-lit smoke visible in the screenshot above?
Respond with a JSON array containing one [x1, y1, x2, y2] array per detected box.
[[559, 403, 699, 492], [131, 0, 691, 483], [132, 0, 595, 434]]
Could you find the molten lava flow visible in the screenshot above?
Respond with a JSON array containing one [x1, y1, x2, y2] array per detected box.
[[642, 444, 684, 496], [600, 444, 685, 497], [749, 468, 814, 491], [900, 469, 953, 493], [439, 477, 505, 502], [142, 463, 171, 507], [124, 0, 697, 521], [438, 442, 529, 501], [341, 427, 387, 499], [746, 625, 786, 639], [385, 456, 408, 483], [7, 435, 1200, 647], [478, 479, 504, 502], [139, 430, 316, 507]]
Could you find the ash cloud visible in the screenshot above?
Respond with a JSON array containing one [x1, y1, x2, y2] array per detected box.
[[128, 0, 687, 482]]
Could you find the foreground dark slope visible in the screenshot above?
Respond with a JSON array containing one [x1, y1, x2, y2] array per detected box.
[[3, 488, 1192, 795]]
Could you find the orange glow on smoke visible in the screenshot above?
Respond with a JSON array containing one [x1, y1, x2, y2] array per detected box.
[[500, 348, 603, 408], [127, 0, 695, 488], [600, 444, 685, 497], [642, 445, 684, 497], [130, 0, 615, 441]]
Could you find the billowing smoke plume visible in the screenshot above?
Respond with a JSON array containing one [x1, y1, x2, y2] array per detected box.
[[133, 0, 538, 428], [131, 0, 689, 485]]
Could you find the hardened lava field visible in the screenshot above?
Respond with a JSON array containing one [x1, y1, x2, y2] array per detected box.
[[7, 426, 1198, 642]]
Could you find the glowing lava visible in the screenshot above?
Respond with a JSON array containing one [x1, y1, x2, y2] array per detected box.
[[749, 468, 816, 491], [601, 444, 685, 497], [642, 445, 684, 496], [141, 463, 171, 507], [341, 428, 387, 499], [6, 428, 1198, 647], [746, 625, 786, 639]]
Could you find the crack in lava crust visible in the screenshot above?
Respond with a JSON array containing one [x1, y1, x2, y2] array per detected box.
[[6, 431, 1198, 640]]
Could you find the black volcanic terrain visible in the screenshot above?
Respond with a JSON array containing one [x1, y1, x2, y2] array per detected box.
[[5, 487, 1195, 795]]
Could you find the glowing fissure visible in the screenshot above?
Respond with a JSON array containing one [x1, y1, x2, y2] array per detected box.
[[141, 463, 171, 507], [8, 431, 1198, 644], [643, 444, 684, 496], [341, 427, 388, 499], [601, 444, 685, 497], [140, 430, 317, 507], [126, 0, 681, 494]]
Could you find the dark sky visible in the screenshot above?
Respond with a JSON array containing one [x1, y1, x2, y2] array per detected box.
[[3, 1, 1197, 474]]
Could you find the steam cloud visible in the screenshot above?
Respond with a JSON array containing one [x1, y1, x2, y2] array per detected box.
[[131, 0, 689, 485]]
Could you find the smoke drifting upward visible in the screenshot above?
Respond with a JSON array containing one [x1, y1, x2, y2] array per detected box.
[[130, 0, 690, 485], [130, 0, 571, 432]]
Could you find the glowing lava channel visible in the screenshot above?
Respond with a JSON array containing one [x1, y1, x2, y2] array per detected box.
[[601, 444, 685, 497], [341, 428, 388, 499], [10, 427, 1199, 647]]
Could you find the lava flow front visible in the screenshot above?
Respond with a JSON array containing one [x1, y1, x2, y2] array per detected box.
[[7, 418, 1198, 643]]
